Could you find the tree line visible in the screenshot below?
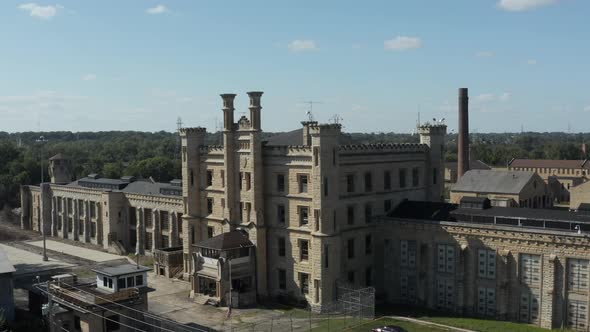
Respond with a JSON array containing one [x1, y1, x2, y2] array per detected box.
[[1, 130, 588, 209]]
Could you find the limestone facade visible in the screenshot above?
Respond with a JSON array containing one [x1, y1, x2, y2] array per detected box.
[[373, 216, 590, 330], [179, 92, 446, 309]]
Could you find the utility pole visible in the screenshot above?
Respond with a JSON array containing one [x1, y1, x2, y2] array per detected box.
[[36, 136, 49, 262], [46, 280, 53, 331]]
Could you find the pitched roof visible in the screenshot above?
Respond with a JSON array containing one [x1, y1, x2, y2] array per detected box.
[[509, 159, 589, 169], [195, 230, 254, 250], [264, 128, 303, 146], [451, 169, 537, 195], [0, 247, 16, 274], [92, 264, 151, 277]]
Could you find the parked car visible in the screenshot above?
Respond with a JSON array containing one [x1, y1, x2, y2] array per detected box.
[[371, 326, 408, 332]]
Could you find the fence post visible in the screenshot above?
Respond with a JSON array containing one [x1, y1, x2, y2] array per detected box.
[[270, 318, 273, 332]]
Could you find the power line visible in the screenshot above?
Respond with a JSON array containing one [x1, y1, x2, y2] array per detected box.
[[36, 285, 150, 332], [54, 282, 208, 332]]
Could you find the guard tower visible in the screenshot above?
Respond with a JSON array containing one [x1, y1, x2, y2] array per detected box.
[[48, 153, 73, 184]]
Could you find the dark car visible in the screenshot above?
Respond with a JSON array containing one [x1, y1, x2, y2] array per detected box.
[[371, 326, 408, 332]]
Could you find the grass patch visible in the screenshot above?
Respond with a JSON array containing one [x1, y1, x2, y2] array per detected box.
[[312, 317, 448, 332], [423, 316, 573, 332], [128, 254, 154, 267]]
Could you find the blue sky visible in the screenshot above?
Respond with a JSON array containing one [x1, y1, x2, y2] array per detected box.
[[1, 0, 589, 133]]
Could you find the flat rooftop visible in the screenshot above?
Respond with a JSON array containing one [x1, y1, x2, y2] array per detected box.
[[92, 264, 151, 277]]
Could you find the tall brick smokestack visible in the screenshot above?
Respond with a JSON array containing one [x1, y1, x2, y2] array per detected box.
[[458, 88, 469, 178]]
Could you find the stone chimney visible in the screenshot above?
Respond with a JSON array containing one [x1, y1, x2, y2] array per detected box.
[[221, 93, 236, 131], [247, 91, 263, 131], [458, 88, 469, 178]]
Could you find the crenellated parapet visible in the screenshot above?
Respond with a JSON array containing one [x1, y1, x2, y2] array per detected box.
[[179, 127, 207, 136], [418, 123, 447, 136], [339, 143, 428, 153], [263, 145, 313, 156], [199, 145, 224, 154]]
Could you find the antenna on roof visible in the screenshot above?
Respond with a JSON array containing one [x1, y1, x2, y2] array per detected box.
[[174, 116, 183, 163], [329, 114, 343, 125]]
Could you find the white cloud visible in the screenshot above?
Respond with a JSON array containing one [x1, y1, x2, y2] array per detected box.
[[288, 40, 317, 52], [18, 3, 63, 19], [526, 59, 538, 65], [475, 92, 511, 103], [82, 74, 96, 81], [146, 5, 169, 14], [476, 51, 495, 58], [498, 0, 557, 12], [384, 36, 422, 51]]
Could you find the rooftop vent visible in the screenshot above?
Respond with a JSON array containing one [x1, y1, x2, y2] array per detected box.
[[87, 173, 100, 180], [120, 175, 137, 183], [170, 179, 182, 187]]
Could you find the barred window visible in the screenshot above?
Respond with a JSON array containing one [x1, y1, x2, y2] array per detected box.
[[568, 258, 590, 292], [400, 240, 417, 268], [477, 287, 496, 316], [567, 299, 588, 330], [519, 291, 540, 324], [477, 249, 496, 279], [437, 244, 456, 273], [520, 254, 541, 286], [436, 278, 455, 310]]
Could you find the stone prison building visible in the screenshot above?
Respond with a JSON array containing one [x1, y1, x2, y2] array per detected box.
[[20, 90, 590, 330]]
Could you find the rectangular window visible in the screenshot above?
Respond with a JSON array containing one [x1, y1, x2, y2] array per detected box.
[[399, 169, 407, 188], [207, 226, 214, 239], [314, 209, 320, 232], [400, 240, 417, 268], [400, 271, 417, 303], [300, 273, 309, 294], [567, 299, 588, 330], [145, 233, 152, 250], [126, 276, 135, 287], [364, 203, 372, 223], [278, 237, 286, 257], [365, 267, 372, 287], [207, 170, 213, 187], [78, 200, 84, 216], [299, 206, 309, 226], [91, 222, 96, 238], [135, 275, 143, 287], [277, 204, 286, 224], [239, 172, 243, 190], [436, 278, 455, 310], [221, 170, 225, 187], [161, 235, 169, 247], [568, 258, 590, 292], [90, 203, 96, 218], [433, 167, 438, 185], [324, 244, 329, 268], [117, 278, 126, 290], [346, 174, 355, 193], [347, 205, 355, 225], [477, 287, 496, 316], [364, 172, 372, 192], [519, 291, 540, 323], [437, 244, 456, 273], [365, 235, 372, 255], [108, 278, 113, 289], [245, 172, 251, 191], [300, 240, 309, 261], [144, 209, 153, 228], [323, 177, 328, 197], [347, 238, 355, 259], [278, 269, 286, 290], [478, 249, 496, 279], [277, 174, 285, 192], [207, 198, 214, 215], [160, 211, 169, 230], [103, 276, 107, 287], [313, 147, 319, 166], [299, 175, 308, 193], [412, 167, 419, 187], [520, 254, 541, 286], [384, 171, 391, 190]]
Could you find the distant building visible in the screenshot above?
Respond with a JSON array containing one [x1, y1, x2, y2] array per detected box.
[[507, 158, 590, 203], [42, 264, 152, 332], [0, 247, 16, 321], [445, 159, 491, 184], [450, 169, 551, 208]]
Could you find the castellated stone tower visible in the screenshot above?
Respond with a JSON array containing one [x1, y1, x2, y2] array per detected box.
[[48, 153, 73, 184], [419, 124, 447, 201]]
